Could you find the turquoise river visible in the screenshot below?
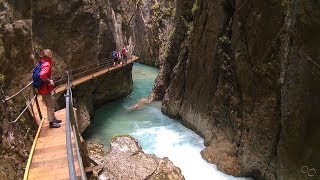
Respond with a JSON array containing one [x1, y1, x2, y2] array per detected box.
[[83, 63, 250, 180]]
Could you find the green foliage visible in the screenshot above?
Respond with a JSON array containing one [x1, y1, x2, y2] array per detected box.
[[171, 8, 176, 17], [163, 7, 172, 16], [111, 135, 132, 142], [192, 1, 199, 17], [218, 35, 231, 46], [151, 3, 160, 11], [130, 0, 143, 7], [0, 74, 5, 85], [150, 2, 175, 28], [186, 22, 194, 37], [182, 17, 194, 37]]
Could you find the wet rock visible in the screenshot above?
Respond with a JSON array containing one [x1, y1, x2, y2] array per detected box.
[[75, 99, 91, 133], [88, 136, 184, 180], [129, 92, 155, 111]]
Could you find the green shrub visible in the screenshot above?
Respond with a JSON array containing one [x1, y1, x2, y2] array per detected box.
[[218, 35, 231, 45], [151, 3, 160, 11], [186, 22, 194, 37], [0, 74, 4, 83], [0, 74, 5, 88], [171, 8, 176, 16], [163, 8, 172, 16], [130, 0, 143, 6], [192, 1, 199, 17]]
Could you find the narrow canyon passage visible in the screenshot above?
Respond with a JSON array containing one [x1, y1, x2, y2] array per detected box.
[[1, 0, 319, 179], [83, 63, 251, 180]]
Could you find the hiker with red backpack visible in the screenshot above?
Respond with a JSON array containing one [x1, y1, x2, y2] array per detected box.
[[32, 49, 61, 128]]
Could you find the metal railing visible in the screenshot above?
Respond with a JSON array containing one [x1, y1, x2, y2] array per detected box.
[[1, 57, 116, 123], [65, 71, 87, 180], [1, 82, 43, 124], [53, 57, 118, 87]]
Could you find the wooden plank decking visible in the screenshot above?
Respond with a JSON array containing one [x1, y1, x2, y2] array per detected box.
[[25, 56, 138, 179], [27, 109, 80, 180]]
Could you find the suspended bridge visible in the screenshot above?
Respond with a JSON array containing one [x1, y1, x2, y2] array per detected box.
[[1, 56, 138, 180]]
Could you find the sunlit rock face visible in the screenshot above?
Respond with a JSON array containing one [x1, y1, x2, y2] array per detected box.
[[154, 0, 320, 179]]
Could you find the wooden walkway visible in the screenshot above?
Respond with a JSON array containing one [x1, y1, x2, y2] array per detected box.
[[24, 56, 138, 180], [27, 109, 80, 179]]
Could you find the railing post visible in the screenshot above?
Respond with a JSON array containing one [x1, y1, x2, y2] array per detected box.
[[33, 88, 42, 120], [28, 94, 37, 124]]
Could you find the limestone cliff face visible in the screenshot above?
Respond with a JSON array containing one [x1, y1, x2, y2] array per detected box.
[[153, 0, 194, 100], [33, 0, 118, 69], [32, 0, 174, 69], [131, 0, 174, 67], [109, 0, 175, 67], [0, 1, 33, 86], [155, 0, 320, 179]]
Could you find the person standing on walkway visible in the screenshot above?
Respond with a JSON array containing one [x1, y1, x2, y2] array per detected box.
[[112, 49, 118, 66], [38, 49, 62, 128], [121, 47, 127, 64], [117, 50, 122, 65]]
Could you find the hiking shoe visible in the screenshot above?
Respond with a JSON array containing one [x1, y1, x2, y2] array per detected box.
[[53, 118, 62, 123], [49, 121, 61, 128]]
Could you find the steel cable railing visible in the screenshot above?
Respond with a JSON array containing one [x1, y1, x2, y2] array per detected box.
[[1, 82, 42, 125], [9, 95, 37, 123], [65, 71, 87, 180], [53, 58, 113, 87], [68, 57, 109, 74], [2, 55, 134, 124], [3, 81, 33, 101], [70, 60, 114, 80]]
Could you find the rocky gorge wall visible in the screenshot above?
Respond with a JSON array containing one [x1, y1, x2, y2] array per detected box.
[[155, 0, 320, 179], [0, 0, 135, 179], [0, 1, 35, 179], [108, 0, 175, 67]]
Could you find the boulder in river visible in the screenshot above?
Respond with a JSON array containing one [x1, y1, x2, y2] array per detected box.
[[91, 136, 184, 180]]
